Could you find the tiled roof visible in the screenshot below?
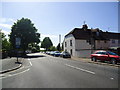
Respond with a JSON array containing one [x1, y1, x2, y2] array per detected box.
[[65, 28, 120, 40]]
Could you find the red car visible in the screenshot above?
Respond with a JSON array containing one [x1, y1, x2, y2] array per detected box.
[[91, 50, 120, 64]]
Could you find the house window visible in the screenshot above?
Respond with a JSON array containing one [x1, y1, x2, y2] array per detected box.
[[96, 32, 99, 36], [112, 40, 115, 44], [104, 40, 107, 43], [70, 49, 72, 55], [118, 40, 120, 44], [70, 40, 72, 46], [65, 42, 67, 47]]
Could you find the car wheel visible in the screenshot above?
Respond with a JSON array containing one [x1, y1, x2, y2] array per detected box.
[[110, 58, 117, 64], [92, 57, 97, 62]]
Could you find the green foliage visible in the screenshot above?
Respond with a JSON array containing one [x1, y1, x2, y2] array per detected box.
[[41, 37, 53, 50], [49, 46, 57, 51], [61, 43, 64, 51], [9, 18, 40, 51], [0, 30, 11, 51], [2, 38, 11, 50], [57, 43, 61, 51], [28, 43, 40, 52], [0, 30, 11, 58]]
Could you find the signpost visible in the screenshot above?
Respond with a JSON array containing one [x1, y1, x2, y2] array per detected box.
[[15, 37, 21, 64], [16, 37, 21, 48]]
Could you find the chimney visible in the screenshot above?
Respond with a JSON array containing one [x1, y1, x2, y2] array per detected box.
[[82, 24, 88, 31]]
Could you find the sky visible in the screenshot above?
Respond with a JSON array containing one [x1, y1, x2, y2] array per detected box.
[[0, 1, 119, 46]]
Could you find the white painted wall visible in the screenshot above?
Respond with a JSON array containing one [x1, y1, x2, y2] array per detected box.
[[75, 40, 91, 49], [64, 35, 93, 57], [74, 40, 92, 57], [95, 40, 109, 49], [75, 50, 91, 58], [109, 39, 119, 47], [64, 34, 76, 56]]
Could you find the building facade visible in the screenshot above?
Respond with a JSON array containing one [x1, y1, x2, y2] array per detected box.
[[64, 24, 120, 58]]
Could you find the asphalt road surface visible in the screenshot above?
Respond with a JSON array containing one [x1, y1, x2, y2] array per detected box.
[[2, 53, 119, 88]]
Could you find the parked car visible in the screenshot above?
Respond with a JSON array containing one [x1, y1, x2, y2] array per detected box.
[[60, 51, 71, 58], [54, 51, 61, 57], [50, 51, 55, 56], [46, 51, 50, 55], [91, 50, 120, 64]]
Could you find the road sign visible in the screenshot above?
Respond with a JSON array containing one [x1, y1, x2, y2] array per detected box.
[[16, 37, 21, 48]]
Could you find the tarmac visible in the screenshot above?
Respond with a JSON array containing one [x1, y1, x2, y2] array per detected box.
[[0, 53, 119, 74], [0, 57, 23, 74]]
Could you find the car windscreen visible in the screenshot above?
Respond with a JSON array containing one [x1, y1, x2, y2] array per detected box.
[[65, 52, 70, 54], [107, 51, 118, 55]]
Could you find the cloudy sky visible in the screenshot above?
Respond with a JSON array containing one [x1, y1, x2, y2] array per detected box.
[[0, 0, 118, 46]]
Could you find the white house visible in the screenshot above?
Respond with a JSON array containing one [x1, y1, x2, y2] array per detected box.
[[63, 24, 120, 58]]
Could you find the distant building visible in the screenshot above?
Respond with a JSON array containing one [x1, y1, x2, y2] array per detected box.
[[63, 24, 120, 58]]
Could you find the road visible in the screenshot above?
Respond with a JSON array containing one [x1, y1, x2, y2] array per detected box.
[[2, 53, 119, 88]]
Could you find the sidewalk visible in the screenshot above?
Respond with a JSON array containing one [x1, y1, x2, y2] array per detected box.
[[0, 58, 23, 74], [70, 56, 120, 67], [71, 56, 91, 62]]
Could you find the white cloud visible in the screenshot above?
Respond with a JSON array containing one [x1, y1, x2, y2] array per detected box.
[[41, 34, 58, 39], [1, 29, 10, 35], [0, 18, 15, 23], [0, 24, 12, 29]]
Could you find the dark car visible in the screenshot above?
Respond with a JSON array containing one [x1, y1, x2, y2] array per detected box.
[[54, 51, 61, 57], [91, 50, 120, 64], [60, 51, 71, 58]]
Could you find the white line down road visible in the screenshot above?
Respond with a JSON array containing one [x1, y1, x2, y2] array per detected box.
[[65, 64, 96, 75], [28, 58, 32, 66]]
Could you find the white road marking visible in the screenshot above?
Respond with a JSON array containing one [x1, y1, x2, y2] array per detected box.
[[65, 64, 95, 75], [0, 59, 32, 79], [110, 78, 114, 80], [28, 58, 32, 66], [9, 68, 30, 77], [0, 68, 30, 79]]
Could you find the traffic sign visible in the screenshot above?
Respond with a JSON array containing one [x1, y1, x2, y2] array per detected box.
[[16, 37, 21, 48]]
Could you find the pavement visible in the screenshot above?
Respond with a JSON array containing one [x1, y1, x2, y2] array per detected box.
[[0, 57, 23, 74], [71, 56, 120, 67]]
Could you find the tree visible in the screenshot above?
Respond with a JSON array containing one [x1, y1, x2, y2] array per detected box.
[[57, 43, 61, 51], [61, 43, 64, 51], [28, 43, 40, 52], [0, 30, 11, 51], [41, 37, 53, 51], [0, 30, 11, 58], [9, 18, 40, 53], [49, 46, 56, 51]]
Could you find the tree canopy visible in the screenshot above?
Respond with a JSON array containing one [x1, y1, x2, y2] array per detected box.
[[49, 46, 56, 51], [9, 18, 40, 51], [57, 43, 61, 51], [41, 37, 53, 50], [0, 30, 11, 51]]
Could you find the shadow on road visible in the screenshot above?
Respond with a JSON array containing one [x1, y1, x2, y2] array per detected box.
[[24, 55, 46, 58]]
